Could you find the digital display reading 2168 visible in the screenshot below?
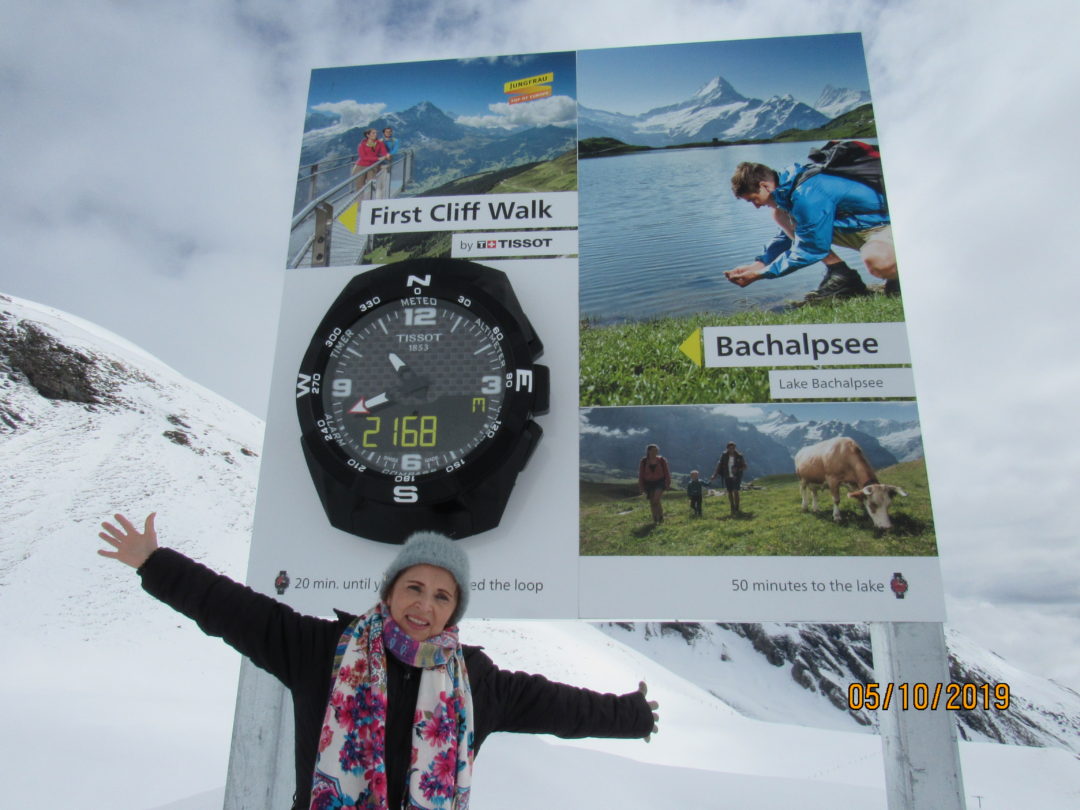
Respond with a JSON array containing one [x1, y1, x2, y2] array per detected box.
[[322, 297, 508, 476]]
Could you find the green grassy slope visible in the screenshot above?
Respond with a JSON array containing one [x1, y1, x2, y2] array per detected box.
[[580, 459, 936, 557]]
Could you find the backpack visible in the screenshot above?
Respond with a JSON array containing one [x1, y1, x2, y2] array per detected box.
[[639, 455, 669, 483], [792, 140, 885, 195]]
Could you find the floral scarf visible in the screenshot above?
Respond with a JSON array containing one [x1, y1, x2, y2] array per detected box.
[[310, 604, 474, 810]]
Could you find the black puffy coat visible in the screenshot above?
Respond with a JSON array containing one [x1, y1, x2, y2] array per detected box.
[[138, 548, 652, 808]]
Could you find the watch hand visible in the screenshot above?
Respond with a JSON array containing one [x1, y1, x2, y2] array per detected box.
[[348, 392, 392, 415], [388, 352, 430, 396]]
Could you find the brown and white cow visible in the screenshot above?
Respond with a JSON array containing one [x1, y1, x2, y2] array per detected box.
[[793, 436, 907, 529]]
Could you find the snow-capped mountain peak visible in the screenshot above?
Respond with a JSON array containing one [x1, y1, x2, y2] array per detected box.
[[693, 76, 723, 97], [579, 75, 828, 146], [690, 75, 743, 104], [814, 84, 872, 119]]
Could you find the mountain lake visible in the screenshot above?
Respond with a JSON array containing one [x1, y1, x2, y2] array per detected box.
[[578, 140, 878, 323]]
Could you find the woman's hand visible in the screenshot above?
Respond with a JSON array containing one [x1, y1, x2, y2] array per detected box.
[[98, 512, 159, 569], [639, 681, 659, 742]]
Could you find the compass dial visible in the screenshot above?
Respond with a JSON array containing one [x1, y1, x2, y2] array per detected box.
[[320, 299, 508, 476], [296, 258, 548, 542]]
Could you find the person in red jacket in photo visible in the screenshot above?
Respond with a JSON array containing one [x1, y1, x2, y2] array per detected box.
[[637, 443, 671, 525], [353, 127, 389, 193]]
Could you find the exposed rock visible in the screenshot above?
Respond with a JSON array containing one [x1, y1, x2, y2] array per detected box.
[[163, 429, 191, 446], [0, 407, 23, 430], [660, 622, 706, 643], [1, 317, 109, 404], [791, 661, 814, 690], [728, 623, 788, 667]]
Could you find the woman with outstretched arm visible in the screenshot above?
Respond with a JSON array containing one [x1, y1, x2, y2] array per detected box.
[[98, 513, 659, 810]]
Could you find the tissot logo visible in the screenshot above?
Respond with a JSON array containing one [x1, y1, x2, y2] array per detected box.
[[452, 230, 578, 258]]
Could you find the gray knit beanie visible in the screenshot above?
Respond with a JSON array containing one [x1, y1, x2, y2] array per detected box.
[[379, 532, 471, 626]]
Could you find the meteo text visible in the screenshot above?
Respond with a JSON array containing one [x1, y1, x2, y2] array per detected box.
[[715, 333, 879, 362]]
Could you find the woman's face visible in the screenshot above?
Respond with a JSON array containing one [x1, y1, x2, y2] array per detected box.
[[646, 445, 658, 458], [386, 564, 459, 640], [365, 129, 377, 141]]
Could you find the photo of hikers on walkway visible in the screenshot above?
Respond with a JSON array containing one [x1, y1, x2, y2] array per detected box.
[[290, 52, 579, 268], [579, 404, 937, 558]]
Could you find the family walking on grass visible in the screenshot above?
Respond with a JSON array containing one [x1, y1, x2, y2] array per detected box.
[[638, 441, 748, 525]]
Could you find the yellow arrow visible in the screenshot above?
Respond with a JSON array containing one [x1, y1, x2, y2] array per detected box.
[[338, 201, 359, 234], [680, 328, 703, 367]]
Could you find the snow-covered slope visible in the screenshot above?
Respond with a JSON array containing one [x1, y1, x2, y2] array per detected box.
[[814, 84, 872, 119], [3, 292, 1080, 809], [1, 292, 263, 808], [596, 622, 1080, 752], [0, 292, 260, 619]]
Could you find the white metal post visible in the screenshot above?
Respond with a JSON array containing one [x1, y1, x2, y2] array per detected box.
[[223, 658, 295, 809], [870, 622, 967, 810]]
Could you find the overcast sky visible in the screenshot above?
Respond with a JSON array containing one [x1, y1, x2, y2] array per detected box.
[[577, 33, 870, 113], [3, 0, 1080, 690], [309, 51, 578, 129]]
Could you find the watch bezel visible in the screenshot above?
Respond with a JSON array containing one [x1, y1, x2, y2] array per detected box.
[[296, 260, 544, 510]]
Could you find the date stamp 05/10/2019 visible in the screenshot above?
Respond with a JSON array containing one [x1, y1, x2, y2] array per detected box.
[[847, 682, 1011, 712]]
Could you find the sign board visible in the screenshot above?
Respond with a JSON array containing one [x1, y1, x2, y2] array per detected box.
[[249, 34, 946, 621]]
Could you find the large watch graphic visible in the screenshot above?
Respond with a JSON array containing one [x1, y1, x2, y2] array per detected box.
[[296, 258, 549, 543]]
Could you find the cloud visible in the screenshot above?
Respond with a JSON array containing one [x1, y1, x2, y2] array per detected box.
[[579, 411, 647, 438], [310, 100, 387, 128], [458, 54, 536, 68], [705, 404, 770, 422], [456, 95, 577, 130]]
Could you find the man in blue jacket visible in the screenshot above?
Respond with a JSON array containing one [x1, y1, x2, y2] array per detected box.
[[724, 160, 897, 299], [381, 126, 399, 156]]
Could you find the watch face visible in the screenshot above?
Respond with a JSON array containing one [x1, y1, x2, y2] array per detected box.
[[320, 297, 508, 476], [297, 260, 545, 514]]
